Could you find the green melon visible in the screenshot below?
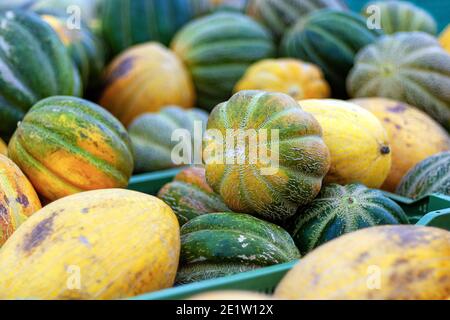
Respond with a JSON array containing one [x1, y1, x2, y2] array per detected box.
[[281, 9, 382, 98], [290, 183, 408, 255], [203, 90, 331, 222], [102, 0, 197, 55], [347, 32, 450, 132], [128, 106, 208, 173], [247, 0, 347, 39], [40, 13, 105, 91], [362, 1, 437, 35], [396, 151, 450, 199], [158, 166, 230, 225], [177, 212, 300, 284], [171, 11, 276, 110], [0, 10, 81, 140]]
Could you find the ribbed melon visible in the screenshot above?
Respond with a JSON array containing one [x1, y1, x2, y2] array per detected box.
[[281, 9, 382, 97], [204, 91, 331, 221], [291, 183, 408, 255], [396, 151, 450, 199], [41, 14, 105, 91], [247, 0, 347, 39], [171, 12, 276, 110], [347, 32, 450, 131], [129, 106, 208, 173], [177, 212, 300, 284], [0, 154, 41, 246], [158, 166, 229, 225], [234, 58, 330, 100], [0, 10, 81, 140], [362, 1, 437, 35], [8, 96, 134, 201]]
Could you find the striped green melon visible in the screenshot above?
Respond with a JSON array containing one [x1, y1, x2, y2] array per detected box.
[[247, 0, 347, 39], [128, 106, 208, 173], [347, 32, 450, 132], [362, 1, 437, 35], [0, 10, 81, 140], [102, 0, 197, 55], [7, 96, 134, 201], [397, 151, 450, 199], [290, 183, 408, 255], [177, 212, 300, 284], [281, 9, 382, 98], [41, 14, 105, 91], [204, 90, 331, 221], [171, 11, 276, 110], [158, 166, 230, 225]]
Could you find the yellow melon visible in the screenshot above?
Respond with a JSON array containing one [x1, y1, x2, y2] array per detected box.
[[275, 225, 450, 300], [234, 58, 330, 100], [99, 42, 195, 126], [0, 189, 180, 300], [300, 99, 391, 188], [0, 154, 41, 246], [351, 98, 450, 192], [0, 138, 7, 156]]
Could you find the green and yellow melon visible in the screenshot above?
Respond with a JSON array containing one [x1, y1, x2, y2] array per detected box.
[[396, 151, 450, 199], [8, 96, 134, 201], [204, 90, 331, 221], [0, 154, 41, 246]]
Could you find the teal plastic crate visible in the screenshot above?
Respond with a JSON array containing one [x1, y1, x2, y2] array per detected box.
[[127, 167, 184, 195], [346, 0, 449, 32], [132, 192, 450, 300]]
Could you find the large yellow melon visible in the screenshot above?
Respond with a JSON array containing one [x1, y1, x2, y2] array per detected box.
[[351, 98, 450, 192], [0, 155, 41, 246], [0, 189, 180, 300], [189, 290, 273, 300], [275, 225, 450, 300], [300, 99, 391, 188], [99, 42, 195, 126], [0, 138, 7, 155]]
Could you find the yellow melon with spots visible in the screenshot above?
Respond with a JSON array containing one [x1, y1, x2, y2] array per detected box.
[[100, 42, 195, 126], [275, 225, 450, 300], [300, 99, 391, 188], [0, 155, 41, 246], [351, 98, 450, 192], [7, 96, 134, 201], [0, 138, 7, 156], [234, 58, 330, 100], [0, 189, 180, 300]]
